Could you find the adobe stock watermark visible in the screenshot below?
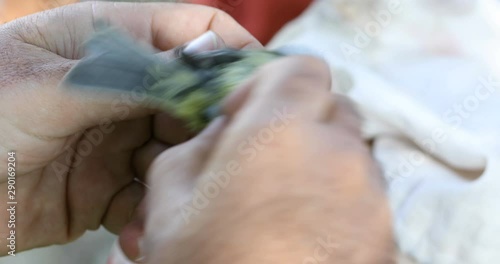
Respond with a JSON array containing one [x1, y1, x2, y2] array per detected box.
[[181, 106, 296, 223], [340, 0, 404, 61], [302, 235, 340, 264], [386, 74, 499, 185]]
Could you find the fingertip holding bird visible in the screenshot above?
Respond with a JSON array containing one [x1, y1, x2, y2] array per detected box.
[[116, 219, 146, 263], [183, 30, 226, 55]]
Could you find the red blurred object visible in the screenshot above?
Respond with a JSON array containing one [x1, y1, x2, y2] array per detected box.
[[189, 0, 313, 44]]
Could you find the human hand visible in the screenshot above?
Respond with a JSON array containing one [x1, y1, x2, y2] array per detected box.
[[0, 2, 260, 255], [144, 57, 394, 263]]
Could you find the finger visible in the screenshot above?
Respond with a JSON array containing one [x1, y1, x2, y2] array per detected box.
[[147, 117, 226, 205], [223, 56, 333, 127], [133, 139, 170, 181], [182, 30, 227, 55], [118, 200, 146, 262], [149, 4, 261, 51], [144, 118, 226, 258], [155, 31, 226, 61], [154, 114, 192, 145], [102, 181, 145, 234], [65, 118, 150, 238], [8, 2, 261, 59]]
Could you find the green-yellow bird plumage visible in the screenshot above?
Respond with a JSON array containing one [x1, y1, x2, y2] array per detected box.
[[65, 27, 283, 131]]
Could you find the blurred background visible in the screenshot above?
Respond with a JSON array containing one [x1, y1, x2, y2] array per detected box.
[[0, 0, 314, 263], [0, 0, 312, 44]]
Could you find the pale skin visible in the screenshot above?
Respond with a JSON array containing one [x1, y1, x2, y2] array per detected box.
[[143, 58, 395, 264], [0, 2, 394, 263]]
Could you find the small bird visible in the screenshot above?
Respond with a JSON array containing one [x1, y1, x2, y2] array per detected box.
[[65, 27, 282, 131]]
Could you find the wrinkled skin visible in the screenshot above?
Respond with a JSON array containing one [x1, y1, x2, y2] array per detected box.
[[0, 2, 260, 254]]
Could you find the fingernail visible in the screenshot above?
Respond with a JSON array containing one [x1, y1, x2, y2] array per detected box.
[[183, 31, 223, 55], [135, 238, 146, 263]]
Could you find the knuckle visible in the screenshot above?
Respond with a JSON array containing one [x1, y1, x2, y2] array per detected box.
[[194, 4, 235, 27], [211, 7, 233, 21], [265, 56, 332, 97]]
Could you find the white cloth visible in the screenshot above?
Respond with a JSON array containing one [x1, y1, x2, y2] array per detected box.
[[268, 1, 500, 263]]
